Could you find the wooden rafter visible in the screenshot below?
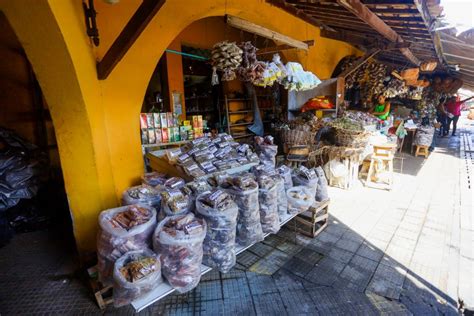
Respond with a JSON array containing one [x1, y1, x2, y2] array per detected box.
[[336, 0, 420, 65], [266, 0, 336, 32], [97, 0, 166, 80], [256, 40, 315, 55]]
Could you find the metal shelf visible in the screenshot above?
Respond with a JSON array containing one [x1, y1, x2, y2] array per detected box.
[[141, 140, 189, 148], [131, 211, 302, 312]]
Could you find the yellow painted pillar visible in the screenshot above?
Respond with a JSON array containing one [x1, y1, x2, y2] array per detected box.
[[0, 0, 117, 258]]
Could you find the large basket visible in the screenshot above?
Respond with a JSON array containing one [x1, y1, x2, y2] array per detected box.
[[333, 127, 370, 148], [280, 129, 314, 146]]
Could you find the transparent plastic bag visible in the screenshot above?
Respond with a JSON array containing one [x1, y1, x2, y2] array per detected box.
[[315, 166, 329, 202], [141, 172, 167, 187], [276, 165, 293, 190], [257, 175, 280, 234], [195, 190, 238, 273], [153, 213, 206, 293], [122, 185, 162, 209], [273, 175, 288, 221], [222, 175, 264, 247], [113, 249, 162, 307], [286, 186, 314, 215], [292, 166, 318, 198], [160, 189, 193, 217], [97, 204, 157, 285]]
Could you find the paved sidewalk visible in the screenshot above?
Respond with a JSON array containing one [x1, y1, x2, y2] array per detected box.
[[0, 117, 472, 315]]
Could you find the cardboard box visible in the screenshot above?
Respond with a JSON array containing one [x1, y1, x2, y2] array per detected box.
[[155, 128, 162, 143], [160, 113, 168, 128], [140, 113, 148, 129], [146, 113, 154, 128], [167, 112, 174, 128], [141, 128, 148, 144], [192, 116, 199, 128], [161, 128, 169, 143], [148, 128, 156, 143], [153, 113, 161, 128]]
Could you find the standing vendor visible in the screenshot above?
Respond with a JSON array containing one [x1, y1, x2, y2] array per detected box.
[[370, 94, 391, 121]]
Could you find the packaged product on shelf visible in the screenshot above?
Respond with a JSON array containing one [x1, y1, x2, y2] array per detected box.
[[148, 128, 156, 144], [160, 188, 192, 217], [169, 129, 175, 143], [146, 114, 154, 128], [196, 189, 238, 273], [140, 114, 148, 129], [173, 127, 181, 142], [122, 185, 162, 209], [167, 113, 174, 128], [141, 129, 148, 144], [256, 174, 280, 234], [155, 129, 162, 143], [286, 186, 314, 214], [315, 166, 329, 202], [255, 136, 278, 167], [276, 165, 293, 190], [141, 172, 167, 187], [97, 204, 157, 285], [183, 163, 206, 178], [292, 166, 318, 197], [161, 128, 169, 143], [153, 113, 161, 128], [153, 213, 206, 293], [181, 180, 211, 199], [164, 177, 185, 190], [113, 249, 162, 307], [160, 113, 168, 128], [222, 174, 264, 247]]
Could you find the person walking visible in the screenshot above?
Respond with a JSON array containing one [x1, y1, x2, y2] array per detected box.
[[445, 95, 474, 136], [436, 97, 448, 136]]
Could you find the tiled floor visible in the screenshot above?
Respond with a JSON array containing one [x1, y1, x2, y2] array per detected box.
[[0, 117, 472, 315]]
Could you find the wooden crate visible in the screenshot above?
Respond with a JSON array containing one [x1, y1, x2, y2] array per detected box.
[[88, 265, 113, 310], [295, 199, 329, 237]]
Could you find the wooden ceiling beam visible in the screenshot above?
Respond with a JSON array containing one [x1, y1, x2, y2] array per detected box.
[[256, 40, 315, 55], [266, 0, 335, 32], [336, 0, 420, 65], [97, 0, 166, 80]]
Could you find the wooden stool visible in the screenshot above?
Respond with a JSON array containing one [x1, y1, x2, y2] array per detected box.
[[415, 145, 429, 158], [366, 144, 395, 190]]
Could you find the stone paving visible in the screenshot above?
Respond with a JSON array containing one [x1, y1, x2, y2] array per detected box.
[[0, 117, 472, 315]]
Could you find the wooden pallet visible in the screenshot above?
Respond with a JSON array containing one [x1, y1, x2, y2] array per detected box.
[[88, 266, 114, 310], [295, 199, 329, 237]]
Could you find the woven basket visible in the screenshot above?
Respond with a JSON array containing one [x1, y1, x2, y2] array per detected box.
[[280, 129, 314, 146], [333, 127, 370, 148]]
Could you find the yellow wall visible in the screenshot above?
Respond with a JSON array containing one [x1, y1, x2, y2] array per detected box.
[[0, 0, 360, 257]]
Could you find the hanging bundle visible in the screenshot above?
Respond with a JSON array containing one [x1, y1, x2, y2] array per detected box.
[[211, 41, 243, 84]]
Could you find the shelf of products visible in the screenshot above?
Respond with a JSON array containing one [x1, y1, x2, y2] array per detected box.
[[131, 211, 301, 312]]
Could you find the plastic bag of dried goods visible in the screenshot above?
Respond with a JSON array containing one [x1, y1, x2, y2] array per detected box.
[[292, 166, 318, 197], [164, 177, 186, 190], [196, 189, 238, 273], [153, 213, 206, 293], [255, 136, 278, 167], [256, 175, 280, 234], [222, 174, 264, 247], [122, 185, 162, 209], [97, 204, 157, 285], [315, 166, 329, 202], [160, 189, 193, 217], [141, 172, 168, 187], [272, 174, 288, 221], [112, 249, 162, 307], [276, 165, 293, 190], [286, 186, 314, 215], [181, 180, 211, 203]]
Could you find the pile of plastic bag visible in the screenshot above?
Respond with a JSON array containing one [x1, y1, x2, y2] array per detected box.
[[286, 186, 314, 214], [255, 136, 278, 167], [160, 188, 193, 217], [292, 166, 318, 197], [97, 204, 157, 285], [196, 189, 238, 273], [122, 185, 162, 210], [153, 213, 206, 293]]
